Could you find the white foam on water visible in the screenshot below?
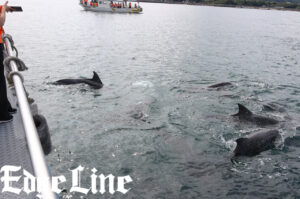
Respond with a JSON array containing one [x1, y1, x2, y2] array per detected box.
[[226, 140, 237, 151], [220, 135, 237, 151], [132, 81, 154, 88]]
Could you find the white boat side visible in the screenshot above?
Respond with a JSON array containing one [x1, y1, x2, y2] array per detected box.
[[79, 0, 143, 13]]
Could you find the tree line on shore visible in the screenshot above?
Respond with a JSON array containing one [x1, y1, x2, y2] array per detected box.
[[173, 0, 300, 9]]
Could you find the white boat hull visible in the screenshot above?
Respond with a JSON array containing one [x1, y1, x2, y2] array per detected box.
[[80, 4, 142, 13]]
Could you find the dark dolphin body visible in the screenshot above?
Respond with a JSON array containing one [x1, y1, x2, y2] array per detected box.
[[234, 130, 280, 156], [54, 71, 103, 89], [208, 82, 232, 88], [262, 102, 286, 113], [232, 104, 279, 126]]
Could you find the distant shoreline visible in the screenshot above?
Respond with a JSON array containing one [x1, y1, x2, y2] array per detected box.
[[191, 3, 300, 12], [141, 1, 300, 12]]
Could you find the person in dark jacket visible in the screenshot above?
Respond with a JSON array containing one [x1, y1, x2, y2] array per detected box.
[[0, 1, 16, 122]]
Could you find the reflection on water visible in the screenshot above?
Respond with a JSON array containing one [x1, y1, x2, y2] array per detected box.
[[5, 0, 300, 198]]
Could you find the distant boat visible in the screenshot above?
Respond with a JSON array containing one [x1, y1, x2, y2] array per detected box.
[[79, 0, 143, 13]]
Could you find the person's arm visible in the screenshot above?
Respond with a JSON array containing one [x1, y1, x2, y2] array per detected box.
[[0, 1, 8, 27]]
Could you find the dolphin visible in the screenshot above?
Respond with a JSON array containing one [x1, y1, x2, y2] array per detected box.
[[234, 130, 280, 156], [208, 82, 232, 88], [128, 97, 157, 123], [54, 71, 103, 89], [232, 103, 279, 126], [262, 102, 286, 113]]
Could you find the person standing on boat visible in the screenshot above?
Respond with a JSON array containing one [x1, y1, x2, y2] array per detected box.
[[0, 1, 15, 122]]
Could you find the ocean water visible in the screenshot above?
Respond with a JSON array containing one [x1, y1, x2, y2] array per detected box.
[[5, 0, 300, 198]]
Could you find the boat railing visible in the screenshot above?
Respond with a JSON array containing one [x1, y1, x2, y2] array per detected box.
[[3, 34, 57, 199]]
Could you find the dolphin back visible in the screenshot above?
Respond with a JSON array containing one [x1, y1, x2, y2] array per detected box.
[[232, 103, 279, 126], [208, 82, 232, 88], [54, 71, 103, 89], [234, 130, 280, 156], [55, 79, 84, 85]]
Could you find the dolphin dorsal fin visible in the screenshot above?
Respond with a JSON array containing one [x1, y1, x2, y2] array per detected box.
[[91, 71, 102, 84], [233, 103, 252, 116]]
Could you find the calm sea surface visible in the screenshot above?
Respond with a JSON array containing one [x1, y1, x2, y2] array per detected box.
[[5, 0, 300, 198]]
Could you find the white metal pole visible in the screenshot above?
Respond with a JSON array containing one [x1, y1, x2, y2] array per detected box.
[[4, 37, 57, 199]]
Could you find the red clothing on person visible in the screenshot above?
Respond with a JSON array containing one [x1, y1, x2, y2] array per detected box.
[[0, 6, 4, 43]]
